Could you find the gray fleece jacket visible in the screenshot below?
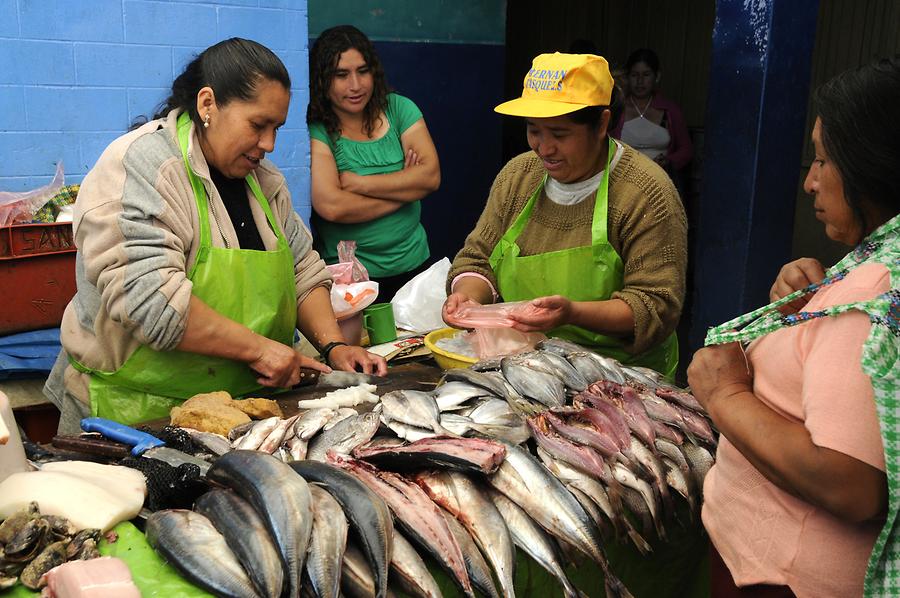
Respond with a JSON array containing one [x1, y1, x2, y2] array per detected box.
[[53, 109, 331, 405]]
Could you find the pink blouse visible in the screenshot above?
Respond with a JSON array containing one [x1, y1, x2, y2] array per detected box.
[[702, 262, 889, 597]]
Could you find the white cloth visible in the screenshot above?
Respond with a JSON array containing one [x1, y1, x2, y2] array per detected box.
[[545, 140, 625, 205], [620, 116, 670, 162]]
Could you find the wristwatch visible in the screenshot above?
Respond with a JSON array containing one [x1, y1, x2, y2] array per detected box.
[[319, 341, 348, 364]]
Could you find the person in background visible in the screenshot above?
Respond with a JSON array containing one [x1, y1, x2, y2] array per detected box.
[[307, 25, 441, 301], [44, 38, 386, 432], [444, 52, 687, 379], [689, 58, 900, 597], [611, 48, 692, 189]]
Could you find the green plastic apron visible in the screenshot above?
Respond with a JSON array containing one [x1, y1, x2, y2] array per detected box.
[[70, 112, 297, 425], [489, 137, 678, 378]]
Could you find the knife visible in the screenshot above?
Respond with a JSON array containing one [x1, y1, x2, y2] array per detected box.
[[294, 368, 381, 389], [80, 417, 211, 476]]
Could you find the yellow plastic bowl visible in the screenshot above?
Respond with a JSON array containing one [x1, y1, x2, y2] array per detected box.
[[424, 327, 478, 370]]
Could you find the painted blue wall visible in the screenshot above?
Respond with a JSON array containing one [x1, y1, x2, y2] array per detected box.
[[0, 0, 313, 219], [688, 0, 819, 349]]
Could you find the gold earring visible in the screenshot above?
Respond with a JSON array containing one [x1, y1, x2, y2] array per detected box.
[[203, 113, 210, 129]]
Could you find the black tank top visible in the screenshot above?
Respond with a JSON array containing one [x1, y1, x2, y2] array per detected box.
[[208, 166, 265, 251]]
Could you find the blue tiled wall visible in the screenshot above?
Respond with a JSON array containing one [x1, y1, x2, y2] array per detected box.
[[0, 0, 312, 219]]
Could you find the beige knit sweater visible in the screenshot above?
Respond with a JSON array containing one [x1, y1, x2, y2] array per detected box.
[[448, 146, 687, 354]]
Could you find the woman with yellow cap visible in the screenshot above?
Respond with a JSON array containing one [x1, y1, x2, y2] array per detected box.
[[443, 53, 687, 378]]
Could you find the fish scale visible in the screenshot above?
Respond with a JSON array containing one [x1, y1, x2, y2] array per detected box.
[[488, 443, 633, 598], [330, 454, 474, 598], [290, 460, 393, 598], [146, 510, 260, 598], [206, 451, 313, 598], [195, 489, 283, 598]]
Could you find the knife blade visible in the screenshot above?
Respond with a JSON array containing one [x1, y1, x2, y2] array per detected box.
[[80, 417, 211, 476], [294, 368, 381, 389]]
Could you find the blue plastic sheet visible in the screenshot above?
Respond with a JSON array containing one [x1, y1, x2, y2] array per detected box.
[[0, 328, 61, 379]]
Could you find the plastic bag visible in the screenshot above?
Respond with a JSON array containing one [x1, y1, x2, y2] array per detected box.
[[326, 262, 354, 285], [469, 328, 547, 359], [392, 258, 450, 333], [0, 162, 65, 226], [327, 241, 379, 322], [451, 300, 545, 328], [330, 281, 379, 319], [337, 240, 369, 283]]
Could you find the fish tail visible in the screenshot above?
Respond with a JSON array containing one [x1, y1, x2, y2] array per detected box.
[[604, 570, 635, 598], [625, 519, 652, 555], [600, 461, 633, 539]]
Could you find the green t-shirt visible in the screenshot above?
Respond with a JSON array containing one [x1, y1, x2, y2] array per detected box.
[[310, 93, 430, 278]]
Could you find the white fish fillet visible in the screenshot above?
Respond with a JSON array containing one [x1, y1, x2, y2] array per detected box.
[[43, 556, 141, 597], [0, 461, 146, 531], [297, 384, 378, 409]]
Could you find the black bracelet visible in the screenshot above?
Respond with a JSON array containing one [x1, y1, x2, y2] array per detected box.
[[320, 341, 348, 363]]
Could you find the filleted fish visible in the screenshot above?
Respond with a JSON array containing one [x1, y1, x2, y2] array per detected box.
[[329, 455, 473, 597], [354, 436, 506, 475], [415, 471, 516, 598]]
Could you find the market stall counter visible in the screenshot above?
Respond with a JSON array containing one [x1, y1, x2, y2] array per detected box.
[[1, 357, 711, 597]]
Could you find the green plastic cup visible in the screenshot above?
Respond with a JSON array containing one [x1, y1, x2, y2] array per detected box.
[[363, 303, 397, 345]]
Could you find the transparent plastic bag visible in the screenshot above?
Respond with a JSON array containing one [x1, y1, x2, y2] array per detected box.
[[337, 240, 369, 283], [451, 300, 543, 328], [0, 162, 65, 226], [326, 262, 354, 285], [469, 328, 546, 359], [327, 241, 378, 328]]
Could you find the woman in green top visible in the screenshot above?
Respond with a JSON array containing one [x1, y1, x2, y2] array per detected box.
[[307, 25, 441, 300]]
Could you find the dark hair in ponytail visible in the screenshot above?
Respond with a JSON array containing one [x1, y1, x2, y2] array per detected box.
[[814, 56, 900, 233], [133, 38, 290, 129]]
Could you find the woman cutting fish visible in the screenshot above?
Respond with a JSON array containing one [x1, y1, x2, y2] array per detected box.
[[443, 52, 687, 379], [44, 38, 386, 432]]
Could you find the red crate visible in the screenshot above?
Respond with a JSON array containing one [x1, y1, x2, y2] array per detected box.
[[0, 223, 77, 335]]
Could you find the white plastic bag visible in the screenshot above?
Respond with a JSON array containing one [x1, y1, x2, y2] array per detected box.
[[330, 281, 379, 320], [391, 258, 450, 333]]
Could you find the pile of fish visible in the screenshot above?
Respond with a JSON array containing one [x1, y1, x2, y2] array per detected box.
[[219, 403, 382, 463], [143, 339, 717, 597], [0, 502, 101, 591]]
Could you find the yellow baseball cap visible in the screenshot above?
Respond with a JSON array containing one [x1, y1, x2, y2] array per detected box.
[[495, 52, 614, 118]]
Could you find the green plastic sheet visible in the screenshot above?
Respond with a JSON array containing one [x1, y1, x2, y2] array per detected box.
[[3, 512, 709, 598], [1, 521, 212, 598]]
